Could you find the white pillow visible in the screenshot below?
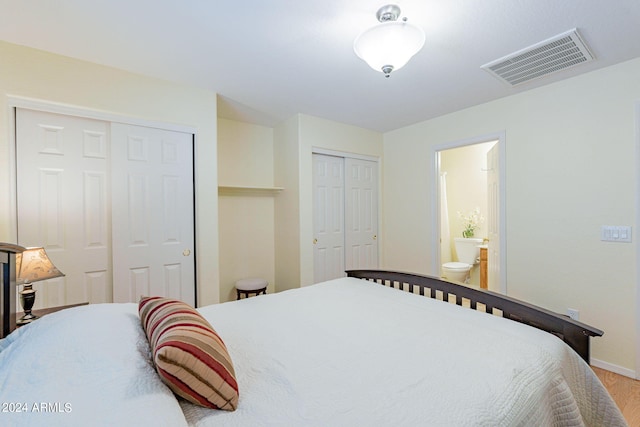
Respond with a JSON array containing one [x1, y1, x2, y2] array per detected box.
[[0, 303, 187, 427]]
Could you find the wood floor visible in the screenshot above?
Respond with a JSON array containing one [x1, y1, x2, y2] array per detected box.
[[593, 366, 640, 426]]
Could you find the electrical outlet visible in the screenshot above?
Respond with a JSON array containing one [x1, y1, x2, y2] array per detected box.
[[567, 308, 579, 320]]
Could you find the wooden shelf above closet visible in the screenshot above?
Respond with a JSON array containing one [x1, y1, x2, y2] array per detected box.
[[218, 186, 284, 196]]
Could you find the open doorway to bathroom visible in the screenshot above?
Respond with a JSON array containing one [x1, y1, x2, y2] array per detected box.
[[432, 133, 506, 293]]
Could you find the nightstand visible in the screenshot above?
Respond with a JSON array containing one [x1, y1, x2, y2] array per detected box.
[[16, 302, 89, 327]]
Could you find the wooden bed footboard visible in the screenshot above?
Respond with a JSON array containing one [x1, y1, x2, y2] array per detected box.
[[346, 269, 603, 363]]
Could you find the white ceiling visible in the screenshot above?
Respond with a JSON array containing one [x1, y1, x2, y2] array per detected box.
[[1, 1, 640, 132]]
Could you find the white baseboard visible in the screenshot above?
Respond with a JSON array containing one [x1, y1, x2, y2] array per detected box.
[[591, 358, 637, 379]]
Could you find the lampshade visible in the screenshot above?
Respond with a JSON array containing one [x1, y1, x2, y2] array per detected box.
[[353, 5, 425, 77], [16, 247, 64, 284]]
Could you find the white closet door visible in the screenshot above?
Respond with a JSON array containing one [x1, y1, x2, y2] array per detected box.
[[345, 158, 378, 270], [111, 123, 195, 304], [16, 109, 111, 307], [313, 154, 379, 284], [312, 154, 345, 283]]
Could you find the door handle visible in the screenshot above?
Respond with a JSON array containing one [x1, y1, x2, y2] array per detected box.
[[373, 235, 377, 240], [183, 249, 191, 256], [313, 238, 318, 245]]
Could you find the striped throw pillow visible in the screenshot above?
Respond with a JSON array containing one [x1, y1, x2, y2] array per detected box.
[[139, 297, 239, 411]]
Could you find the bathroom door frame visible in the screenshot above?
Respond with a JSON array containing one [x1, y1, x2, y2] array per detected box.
[[430, 131, 507, 294], [635, 101, 640, 379]]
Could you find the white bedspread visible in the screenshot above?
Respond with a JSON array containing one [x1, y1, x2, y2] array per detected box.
[[0, 277, 626, 426], [0, 304, 188, 427], [184, 277, 626, 427]]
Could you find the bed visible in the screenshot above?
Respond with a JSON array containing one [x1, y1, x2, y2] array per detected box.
[[0, 245, 627, 426]]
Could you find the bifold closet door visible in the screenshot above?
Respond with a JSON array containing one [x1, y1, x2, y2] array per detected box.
[[312, 154, 345, 284], [312, 154, 379, 284], [344, 158, 378, 271], [110, 123, 195, 305], [16, 109, 111, 307], [16, 110, 196, 307]]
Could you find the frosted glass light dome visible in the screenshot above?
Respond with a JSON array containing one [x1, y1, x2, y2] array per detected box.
[[354, 17, 425, 77]]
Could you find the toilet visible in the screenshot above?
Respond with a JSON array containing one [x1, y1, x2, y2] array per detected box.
[[442, 237, 483, 283]]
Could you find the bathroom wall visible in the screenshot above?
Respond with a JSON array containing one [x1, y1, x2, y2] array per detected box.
[[441, 142, 494, 243], [440, 142, 495, 285]]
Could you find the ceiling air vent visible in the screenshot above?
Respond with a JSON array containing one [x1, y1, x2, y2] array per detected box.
[[481, 29, 594, 86]]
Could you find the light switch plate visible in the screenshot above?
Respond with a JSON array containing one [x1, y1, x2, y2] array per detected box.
[[601, 225, 632, 242]]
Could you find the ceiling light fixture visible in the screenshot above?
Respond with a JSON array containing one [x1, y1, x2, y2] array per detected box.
[[353, 4, 425, 78]]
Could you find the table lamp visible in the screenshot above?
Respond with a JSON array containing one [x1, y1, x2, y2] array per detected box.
[[16, 247, 65, 325]]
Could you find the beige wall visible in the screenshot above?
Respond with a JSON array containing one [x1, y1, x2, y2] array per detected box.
[[274, 114, 384, 289], [383, 57, 640, 374], [298, 115, 384, 286], [0, 41, 220, 306], [274, 115, 302, 292], [4, 39, 635, 375], [218, 118, 276, 302], [218, 118, 274, 187]]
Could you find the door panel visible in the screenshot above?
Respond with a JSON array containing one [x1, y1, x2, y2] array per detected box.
[[312, 154, 345, 283], [111, 123, 195, 304], [17, 111, 196, 307], [313, 154, 379, 283], [16, 109, 110, 307], [345, 158, 378, 270]]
